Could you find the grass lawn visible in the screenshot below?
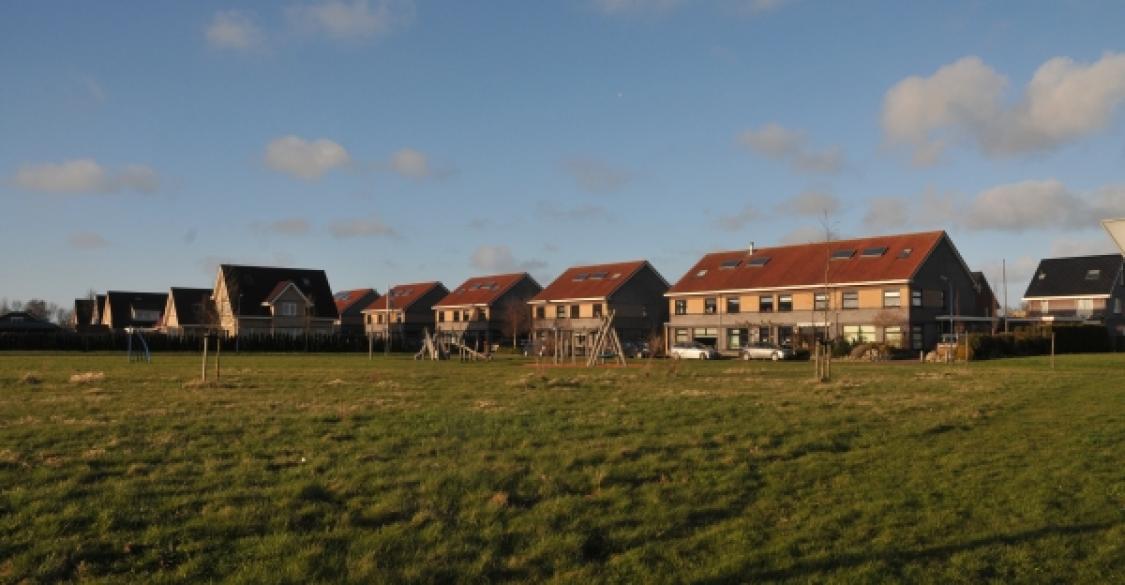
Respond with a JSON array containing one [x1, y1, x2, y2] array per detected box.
[[1, 352, 1122, 583]]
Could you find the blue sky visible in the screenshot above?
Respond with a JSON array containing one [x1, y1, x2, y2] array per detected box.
[[3, 0, 1125, 309]]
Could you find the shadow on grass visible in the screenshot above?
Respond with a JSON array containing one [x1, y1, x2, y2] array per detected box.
[[700, 520, 1119, 584]]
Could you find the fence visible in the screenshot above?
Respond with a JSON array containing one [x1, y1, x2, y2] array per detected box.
[[0, 331, 389, 353]]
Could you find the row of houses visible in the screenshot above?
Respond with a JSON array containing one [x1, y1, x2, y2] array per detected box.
[[59, 229, 1125, 353]]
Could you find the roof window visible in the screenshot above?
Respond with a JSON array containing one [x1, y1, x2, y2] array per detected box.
[[1085, 269, 1101, 280], [861, 246, 888, 257], [590, 271, 608, 280], [572, 273, 589, 281], [695, 269, 708, 277], [897, 248, 913, 259], [719, 259, 741, 270], [747, 256, 770, 267], [831, 249, 855, 260]]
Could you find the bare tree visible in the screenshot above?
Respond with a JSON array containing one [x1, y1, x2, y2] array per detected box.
[[501, 299, 530, 348], [645, 328, 664, 359]]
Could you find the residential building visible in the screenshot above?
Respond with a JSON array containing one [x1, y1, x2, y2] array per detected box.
[[102, 291, 169, 331], [90, 294, 107, 328], [159, 287, 215, 337], [70, 298, 94, 331], [529, 260, 669, 353], [0, 311, 61, 333], [211, 264, 338, 337], [433, 273, 542, 349], [362, 282, 448, 348], [334, 288, 381, 335], [1018, 254, 1125, 336], [665, 231, 991, 353]]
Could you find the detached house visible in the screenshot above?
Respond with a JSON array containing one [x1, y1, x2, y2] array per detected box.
[[362, 282, 448, 348], [1019, 254, 1125, 335], [333, 288, 381, 335], [160, 287, 215, 337], [529, 260, 669, 352], [665, 231, 991, 353], [70, 298, 94, 331], [102, 291, 169, 331], [211, 264, 338, 337], [433, 273, 542, 349]]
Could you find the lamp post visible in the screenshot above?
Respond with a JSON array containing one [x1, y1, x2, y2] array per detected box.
[[235, 293, 242, 352]]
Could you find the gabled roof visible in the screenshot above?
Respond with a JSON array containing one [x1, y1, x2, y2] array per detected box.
[[364, 282, 446, 312], [219, 264, 338, 319], [93, 294, 106, 325], [264, 281, 311, 305], [334, 288, 381, 317], [105, 291, 169, 327], [434, 273, 539, 308], [667, 231, 947, 295], [1023, 254, 1123, 299], [168, 287, 213, 326], [73, 299, 94, 327], [530, 260, 657, 302]]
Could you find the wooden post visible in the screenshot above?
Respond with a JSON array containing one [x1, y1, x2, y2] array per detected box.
[[214, 336, 221, 381], [201, 336, 209, 382], [1051, 332, 1056, 370], [368, 334, 373, 360]]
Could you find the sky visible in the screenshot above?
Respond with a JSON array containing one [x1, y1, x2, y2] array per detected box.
[[3, 0, 1125, 310]]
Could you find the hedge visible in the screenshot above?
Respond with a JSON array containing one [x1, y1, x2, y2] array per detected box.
[[965, 325, 1113, 360]]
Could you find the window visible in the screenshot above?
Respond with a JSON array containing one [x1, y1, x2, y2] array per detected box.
[[777, 326, 794, 345], [759, 295, 773, 313], [911, 290, 922, 307], [1085, 269, 1101, 280], [462, 310, 471, 322], [704, 297, 717, 314], [453, 311, 461, 322], [911, 325, 923, 350], [10, 316, 24, 322], [1040, 300, 1049, 314], [814, 292, 829, 311], [1038, 272, 1047, 281], [695, 269, 708, 277], [675, 328, 689, 343], [593, 303, 603, 318], [570, 305, 580, 318], [556, 305, 566, 319], [861, 246, 888, 257], [756, 326, 771, 343], [884, 326, 903, 348], [132, 308, 161, 322], [778, 294, 793, 312], [719, 259, 741, 270], [898, 248, 913, 259], [939, 290, 947, 312], [747, 256, 770, 267], [1077, 298, 1094, 318], [590, 272, 608, 280], [883, 289, 901, 308], [727, 328, 747, 349], [573, 273, 589, 282], [726, 297, 740, 314], [278, 302, 298, 317], [535, 306, 546, 319], [842, 291, 859, 309], [831, 249, 855, 260], [438, 311, 445, 323], [674, 299, 687, 315], [842, 325, 875, 343], [1115, 298, 1122, 315], [376, 314, 384, 324]]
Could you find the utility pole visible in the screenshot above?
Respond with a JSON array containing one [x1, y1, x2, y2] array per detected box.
[[1002, 259, 1009, 333]]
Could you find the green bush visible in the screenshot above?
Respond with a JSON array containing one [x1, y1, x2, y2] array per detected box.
[[966, 325, 1110, 360]]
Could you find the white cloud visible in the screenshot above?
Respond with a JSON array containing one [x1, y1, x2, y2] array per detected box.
[[205, 10, 265, 51], [255, 217, 311, 236], [1048, 237, 1117, 257], [882, 53, 1125, 164], [861, 196, 910, 232], [963, 180, 1125, 232], [738, 123, 844, 174], [328, 214, 398, 238], [390, 148, 431, 179], [562, 157, 631, 193], [286, 0, 413, 41], [469, 245, 547, 274], [777, 189, 840, 217], [715, 205, 761, 232], [67, 232, 109, 250], [264, 135, 350, 179], [13, 159, 159, 194], [779, 225, 841, 245]]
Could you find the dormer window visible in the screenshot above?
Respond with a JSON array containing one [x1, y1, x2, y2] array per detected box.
[[1085, 269, 1101, 280]]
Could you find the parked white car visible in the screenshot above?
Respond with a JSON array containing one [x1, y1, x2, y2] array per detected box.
[[740, 342, 793, 361], [669, 342, 719, 360]]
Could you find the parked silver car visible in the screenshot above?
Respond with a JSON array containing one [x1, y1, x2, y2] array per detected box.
[[669, 341, 719, 360], [740, 342, 793, 361]]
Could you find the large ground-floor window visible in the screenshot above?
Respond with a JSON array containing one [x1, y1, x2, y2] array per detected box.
[[777, 326, 794, 346], [726, 328, 747, 349], [842, 324, 876, 344], [884, 326, 903, 348], [693, 327, 718, 348], [674, 328, 689, 344], [755, 326, 771, 343], [911, 325, 923, 350]]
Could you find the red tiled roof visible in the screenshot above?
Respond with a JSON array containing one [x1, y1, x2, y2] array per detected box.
[[530, 260, 652, 302], [667, 231, 947, 294], [434, 273, 537, 308], [334, 288, 379, 313], [364, 282, 443, 311]]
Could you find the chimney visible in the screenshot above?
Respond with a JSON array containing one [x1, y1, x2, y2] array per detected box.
[[748, 241, 755, 255]]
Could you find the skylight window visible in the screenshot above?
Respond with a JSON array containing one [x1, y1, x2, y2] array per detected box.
[[590, 271, 608, 279], [1085, 269, 1101, 280], [831, 249, 856, 260], [1038, 272, 1047, 280], [610, 273, 621, 279], [696, 269, 708, 277], [572, 273, 589, 281], [747, 257, 770, 267], [897, 248, 913, 259], [719, 259, 741, 270], [861, 246, 888, 257]]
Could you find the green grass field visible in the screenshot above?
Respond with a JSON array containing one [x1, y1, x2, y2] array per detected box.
[[1, 352, 1122, 583]]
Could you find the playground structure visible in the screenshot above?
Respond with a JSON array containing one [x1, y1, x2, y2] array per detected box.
[[125, 328, 152, 363], [538, 311, 628, 368], [414, 328, 491, 361]]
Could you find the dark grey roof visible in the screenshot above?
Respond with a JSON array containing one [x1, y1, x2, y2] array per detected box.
[[73, 299, 94, 327], [1023, 254, 1123, 298], [106, 291, 169, 328], [220, 264, 338, 319], [0, 311, 61, 332], [169, 287, 214, 326]]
